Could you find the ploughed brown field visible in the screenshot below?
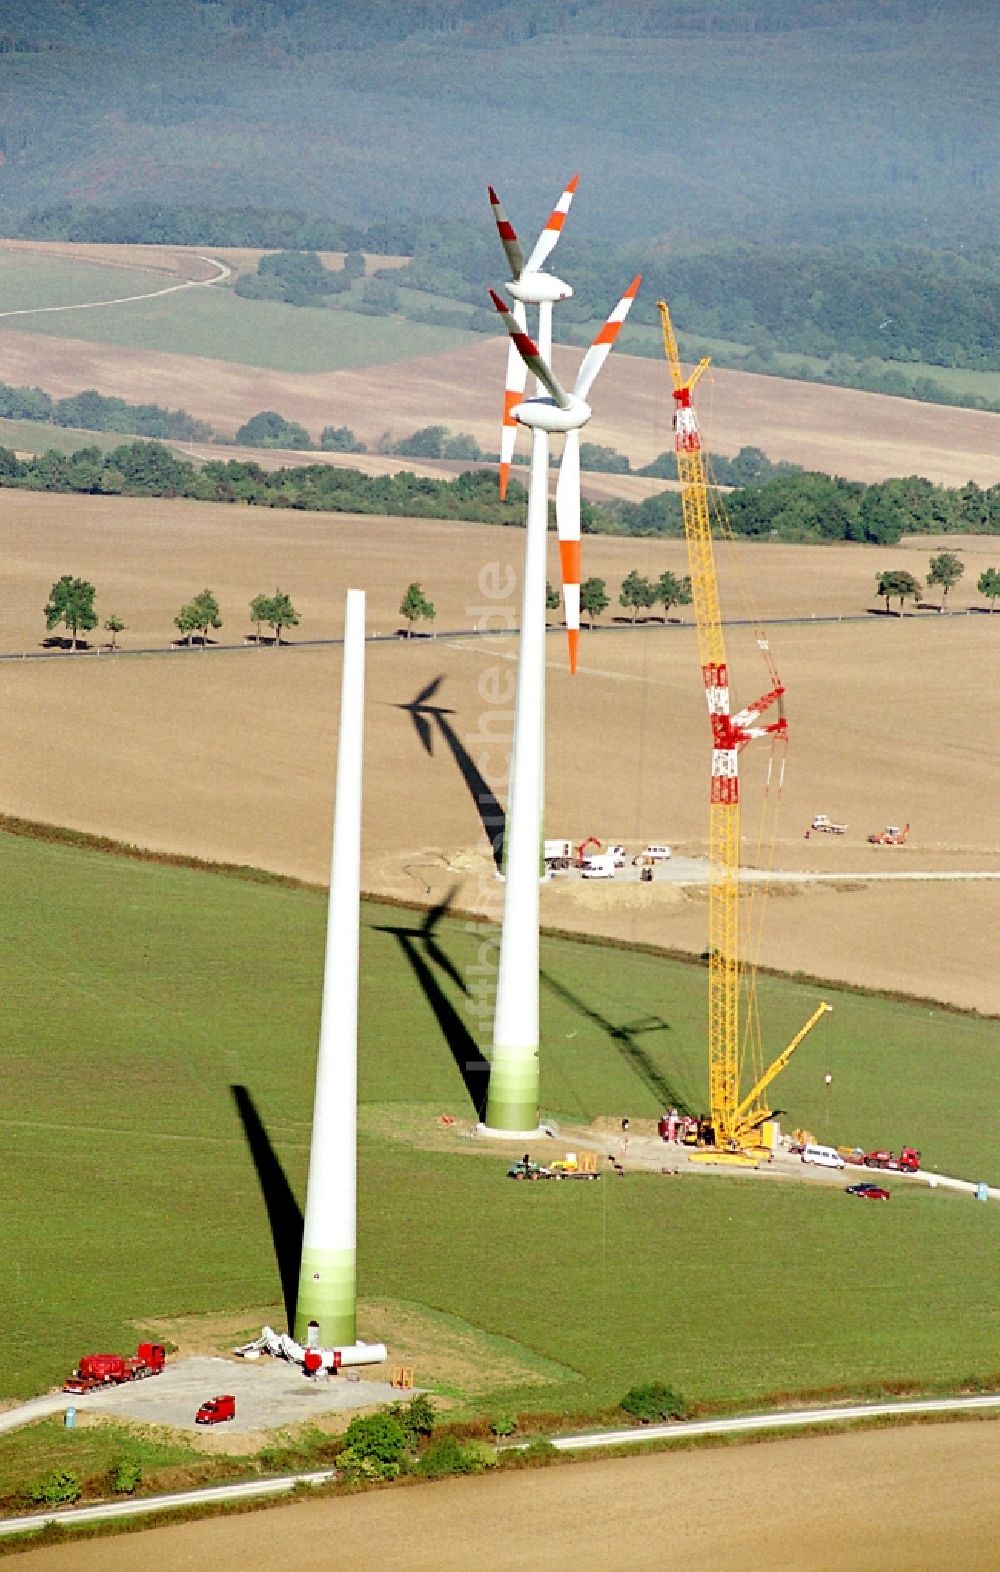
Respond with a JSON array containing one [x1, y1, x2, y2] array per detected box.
[[4, 492, 999, 1013], [18, 1422, 1000, 1572], [0, 241, 999, 485]]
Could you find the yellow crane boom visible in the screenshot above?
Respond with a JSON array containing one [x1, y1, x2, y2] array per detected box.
[[657, 300, 828, 1153]]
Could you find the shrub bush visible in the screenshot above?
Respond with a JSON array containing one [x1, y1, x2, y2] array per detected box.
[[418, 1434, 483, 1479], [490, 1413, 517, 1437], [109, 1457, 143, 1495], [620, 1382, 687, 1423], [27, 1469, 80, 1505], [341, 1411, 407, 1467]]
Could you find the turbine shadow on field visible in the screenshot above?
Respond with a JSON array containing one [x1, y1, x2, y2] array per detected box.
[[397, 675, 506, 872], [231, 1084, 303, 1330], [541, 971, 693, 1114], [375, 889, 491, 1120]]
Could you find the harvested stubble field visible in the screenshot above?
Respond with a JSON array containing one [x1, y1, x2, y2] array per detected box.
[[3, 493, 1000, 1012], [0, 241, 999, 482]]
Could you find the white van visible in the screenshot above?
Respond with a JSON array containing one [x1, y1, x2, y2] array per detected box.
[[581, 854, 616, 880], [801, 1143, 845, 1170], [635, 844, 671, 864]]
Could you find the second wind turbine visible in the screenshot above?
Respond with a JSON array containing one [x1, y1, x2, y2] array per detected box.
[[483, 272, 641, 1133]]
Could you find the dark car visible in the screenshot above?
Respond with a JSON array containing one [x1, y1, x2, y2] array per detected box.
[[845, 1183, 890, 1200]]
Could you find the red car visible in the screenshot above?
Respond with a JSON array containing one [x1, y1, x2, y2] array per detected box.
[[845, 1183, 890, 1200]]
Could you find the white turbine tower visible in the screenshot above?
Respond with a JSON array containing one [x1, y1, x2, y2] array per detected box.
[[483, 275, 641, 1135]]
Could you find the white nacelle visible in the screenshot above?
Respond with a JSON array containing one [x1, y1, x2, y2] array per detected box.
[[512, 394, 591, 434], [508, 272, 573, 306]]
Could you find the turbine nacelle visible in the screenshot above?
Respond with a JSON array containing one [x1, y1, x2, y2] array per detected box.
[[507, 273, 573, 307], [511, 394, 591, 433], [489, 272, 642, 675]]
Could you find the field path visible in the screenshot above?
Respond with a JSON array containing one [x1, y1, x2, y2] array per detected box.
[[0, 255, 230, 320]]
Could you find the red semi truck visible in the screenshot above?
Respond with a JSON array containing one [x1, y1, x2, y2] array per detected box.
[[864, 1147, 921, 1172], [64, 1342, 166, 1394]]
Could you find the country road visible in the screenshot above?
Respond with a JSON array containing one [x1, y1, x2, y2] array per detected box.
[[2, 1393, 998, 1542]]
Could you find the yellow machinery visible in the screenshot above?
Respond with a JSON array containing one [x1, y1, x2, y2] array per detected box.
[[657, 301, 829, 1159]]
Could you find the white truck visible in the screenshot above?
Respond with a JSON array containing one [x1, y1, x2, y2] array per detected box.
[[810, 815, 847, 835], [581, 853, 617, 879], [544, 839, 574, 869]]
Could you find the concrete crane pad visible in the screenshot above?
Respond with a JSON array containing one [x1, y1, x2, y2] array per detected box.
[[72, 1356, 409, 1434]]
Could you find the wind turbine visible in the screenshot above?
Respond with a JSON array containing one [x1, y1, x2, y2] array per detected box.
[[482, 273, 640, 1135], [489, 276, 641, 674], [488, 176, 578, 502]]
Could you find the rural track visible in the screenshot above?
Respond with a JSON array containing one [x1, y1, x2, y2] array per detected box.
[[0, 256, 231, 320], [2, 1394, 999, 1541], [0, 608, 981, 665]]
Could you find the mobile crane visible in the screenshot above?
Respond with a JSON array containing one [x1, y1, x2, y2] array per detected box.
[[657, 301, 830, 1158]]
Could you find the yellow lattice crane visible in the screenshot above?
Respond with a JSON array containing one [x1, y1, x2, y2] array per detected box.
[[658, 301, 830, 1157]]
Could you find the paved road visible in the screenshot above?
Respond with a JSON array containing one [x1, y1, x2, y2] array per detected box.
[[3, 1394, 999, 1541]]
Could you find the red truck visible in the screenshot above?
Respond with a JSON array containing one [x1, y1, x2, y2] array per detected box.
[[864, 1147, 920, 1173], [196, 1394, 236, 1425], [64, 1342, 166, 1394]]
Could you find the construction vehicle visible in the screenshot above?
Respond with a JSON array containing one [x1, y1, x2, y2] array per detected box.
[[576, 835, 602, 866], [810, 815, 847, 835], [64, 1343, 165, 1394], [657, 301, 831, 1163], [864, 1146, 920, 1172], [549, 1151, 599, 1176], [868, 823, 909, 845], [507, 1154, 599, 1181], [196, 1394, 236, 1424], [544, 839, 574, 869]]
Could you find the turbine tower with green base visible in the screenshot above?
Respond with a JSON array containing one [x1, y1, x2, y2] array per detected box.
[[293, 588, 365, 1347]]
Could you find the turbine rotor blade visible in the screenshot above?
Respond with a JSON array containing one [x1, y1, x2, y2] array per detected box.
[[488, 185, 524, 280], [524, 174, 580, 274], [573, 274, 642, 401], [488, 289, 571, 408], [499, 300, 528, 500], [556, 427, 582, 674]]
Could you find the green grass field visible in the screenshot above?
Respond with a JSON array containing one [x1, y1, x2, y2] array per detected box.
[[2, 277, 476, 373], [2, 831, 998, 1415], [0, 255, 165, 315], [0, 418, 146, 457]]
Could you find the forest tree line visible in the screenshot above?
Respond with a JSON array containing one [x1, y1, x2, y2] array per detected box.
[[2, 439, 999, 546]]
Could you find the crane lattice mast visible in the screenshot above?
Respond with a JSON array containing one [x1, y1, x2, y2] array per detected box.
[[657, 301, 829, 1151]]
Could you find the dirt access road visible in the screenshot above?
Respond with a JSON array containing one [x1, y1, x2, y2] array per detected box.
[[14, 1422, 1000, 1571]]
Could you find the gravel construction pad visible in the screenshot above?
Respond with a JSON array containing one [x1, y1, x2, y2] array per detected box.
[[78, 1356, 407, 1433]]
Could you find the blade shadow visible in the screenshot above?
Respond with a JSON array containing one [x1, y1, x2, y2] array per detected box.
[[397, 675, 506, 872], [541, 970, 694, 1113], [230, 1084, 303, 1331], [375, 889, 491, 1119]]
